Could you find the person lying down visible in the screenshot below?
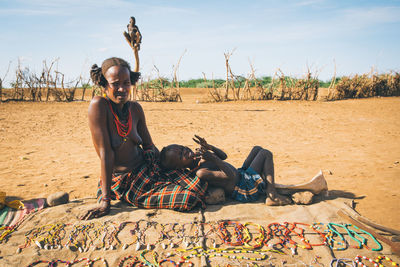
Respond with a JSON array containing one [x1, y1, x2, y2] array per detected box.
[[159, 135, 293, 206]]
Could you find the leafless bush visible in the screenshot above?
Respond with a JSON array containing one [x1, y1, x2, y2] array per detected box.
[[2, 59, 88, 102], [135, 60, 183, 102], [0, 61, 11, 102]]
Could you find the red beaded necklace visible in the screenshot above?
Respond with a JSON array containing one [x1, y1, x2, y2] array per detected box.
[[107, 99, 132, 141]]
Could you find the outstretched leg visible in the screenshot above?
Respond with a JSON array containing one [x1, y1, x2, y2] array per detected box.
[[246, 147, 291, 206]]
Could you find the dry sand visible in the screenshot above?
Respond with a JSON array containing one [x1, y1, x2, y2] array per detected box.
[[0, 89, 399, 229], [0, 89, 400, 265]]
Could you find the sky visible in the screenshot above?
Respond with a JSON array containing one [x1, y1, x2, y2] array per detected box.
[[1, 0, 400, 86]]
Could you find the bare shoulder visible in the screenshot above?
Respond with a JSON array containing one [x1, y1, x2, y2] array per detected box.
[[88, 96, 108, 115], [89, 96, 107, 107], [130, 101, 145, 116], [130, 101, 143, 110]]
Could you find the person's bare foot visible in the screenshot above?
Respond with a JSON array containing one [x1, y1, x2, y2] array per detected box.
[[265, 191, 291, 206]]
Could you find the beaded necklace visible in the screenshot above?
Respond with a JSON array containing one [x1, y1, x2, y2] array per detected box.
[[19, 223, 67, 253], [139, 249, 159, 266], [26, 259, 69, 267], [199, 222, 221, 248], [117, 255, 143, 267], [242, 222, 265, 249], [118, 221, 139, 250], [354, 255, 380, 267], [330, 258, 357, 267], [264, 223, 288, 251], [281, 222, 313, 250], [178, 246, 283, 263], [375, 255, 399, 267], [135, 220, 152, 251], [65, 222, 94, 252], [107, 98, 132, 141], [344, 224, 382, 251], [325, 223, 348, 251], [157, 222, 179, 249], [217, 221, 244, 247], [289, 222, 327, 247], [26, 258, 107, 267]]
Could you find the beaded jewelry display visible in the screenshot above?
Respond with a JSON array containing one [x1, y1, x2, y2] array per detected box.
[[19, 223, 67, 253], [17, 219, 392, 267]]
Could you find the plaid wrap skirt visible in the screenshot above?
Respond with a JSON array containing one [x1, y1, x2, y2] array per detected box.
[[97, 150, 207, 211]]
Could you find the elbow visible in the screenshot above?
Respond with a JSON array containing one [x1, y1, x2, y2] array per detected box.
[[196, 168, 207, 180], [99, 148, 115, 164]]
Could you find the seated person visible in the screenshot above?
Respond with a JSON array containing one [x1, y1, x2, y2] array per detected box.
[[159, 135, 291, 206]]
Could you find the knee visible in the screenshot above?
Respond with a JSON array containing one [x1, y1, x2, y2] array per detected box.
[[251, 146, 263, 154], [259, 148, 273, 159]]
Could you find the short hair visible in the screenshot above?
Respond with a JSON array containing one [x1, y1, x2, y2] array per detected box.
[[90, 57, 140, 88], [159, 145, 176, 170]]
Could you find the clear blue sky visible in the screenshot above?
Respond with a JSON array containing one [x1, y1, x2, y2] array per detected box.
[[1, 0, 399, 86]]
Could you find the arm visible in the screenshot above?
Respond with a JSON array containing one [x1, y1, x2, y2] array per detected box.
[[193, 135, 227, 160], [197, 151, 237, 182], [81, 97, 113, 220], [134, 102, 159, 156]]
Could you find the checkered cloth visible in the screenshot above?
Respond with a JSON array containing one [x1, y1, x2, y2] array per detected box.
[[97, 149, 207, 211]]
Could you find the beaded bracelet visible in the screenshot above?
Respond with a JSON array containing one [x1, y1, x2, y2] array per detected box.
[[102, 196, 111, 202]]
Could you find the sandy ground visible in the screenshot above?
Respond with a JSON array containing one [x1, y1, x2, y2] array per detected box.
[[0, 89, 399, 230]]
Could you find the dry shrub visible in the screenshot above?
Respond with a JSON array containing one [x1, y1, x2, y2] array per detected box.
[[136, 78, 182, 102], [329, 72, 400, 100], [268, 69, 320, 101], [2, 59, 87, 102]]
